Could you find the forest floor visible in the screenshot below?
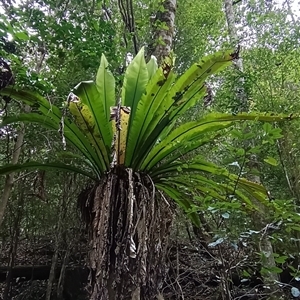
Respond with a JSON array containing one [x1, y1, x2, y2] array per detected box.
[[0, 230, 298, 300]]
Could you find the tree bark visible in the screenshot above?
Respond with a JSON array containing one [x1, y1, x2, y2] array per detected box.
[[151, 0, 177, 64], [223, 0, 279, 292]]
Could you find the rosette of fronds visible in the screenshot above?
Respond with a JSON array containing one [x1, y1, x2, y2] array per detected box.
[[0, 48, 290, 223], [0, 48, 293, 299]]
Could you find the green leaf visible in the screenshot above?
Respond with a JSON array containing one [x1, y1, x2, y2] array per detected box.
[[131, 52, 234, 169], [141, 116, 232, 171], [290, 226, 300, 231], [122, 47, 148, 118], [130, 71, 177, 168], [236, 148, 245, 156], [0, 88, 104, 176], [275, 256, 288, 264], [231, 129, 244, 139], [146, 56, 158, 79], [264, 156, 279, 166], [243, 270, 251, 277], [143, 112, 290, 172], [0, 87, 57, 112], [152, 134, 221, 173], [152, 156, 269, 208], [263, 122, 272, 133], [167, 50, 235, 120], [160, 172, 252, 207], [156, 182, 200, 227], [1, 113, 103, 177], [1, 113, 59, 131], [14, 31, 29, 41], [261, 266, 283, 275], [125, 67, 175, 166], [96, 54, 116, 122], [68, 96, 108, 169], [72, 81, 112, 167]]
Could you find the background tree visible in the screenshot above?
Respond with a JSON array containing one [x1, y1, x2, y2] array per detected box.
[[224, 0, 278, 297]]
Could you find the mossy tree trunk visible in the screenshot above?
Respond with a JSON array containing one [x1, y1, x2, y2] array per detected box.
[[151, 0, 177, 64]]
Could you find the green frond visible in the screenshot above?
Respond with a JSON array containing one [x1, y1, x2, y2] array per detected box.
[[122, 47, 148, 124], [128, 69, 176, 168], [155, 182, 201, 226], [146, 56, 158, 79], [96, 54, 116, 122], [129, 51, 237, 169], [0, 93, 104, 176], [141, 112, 293, 172]]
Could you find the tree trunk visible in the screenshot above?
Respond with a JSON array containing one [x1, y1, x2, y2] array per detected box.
[[0, 46, 44, 228], [57, 245, 70, 299], [0, 105, 30, 228], [46, 175, 70, 300], [223, 0, 279, 292], [46, 246, 59, 300], [151, 0, 177, 64], [3, 178, 25, 299], [80, 168, 173, 300]]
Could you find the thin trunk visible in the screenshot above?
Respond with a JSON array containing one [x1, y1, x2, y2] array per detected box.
[[3, 180, 25, 300], [224, 0, 248, 112], [57, 245, 70, 299], [118, 0, 139, 54], [277, 129, 300, 253], [57, 179, 72, 300], [279, 129, 300, 200], [224, 0, 279, 292], [151, 0, 177, 64], [46, 176, 69, 300], [0, 105, 30, 228], [46, 249, 59, 300], [192, 212, 212, 249], [0, 47, 44, 228]]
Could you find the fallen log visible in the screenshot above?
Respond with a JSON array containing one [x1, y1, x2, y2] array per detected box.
[[0, 265, 88, 282]]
